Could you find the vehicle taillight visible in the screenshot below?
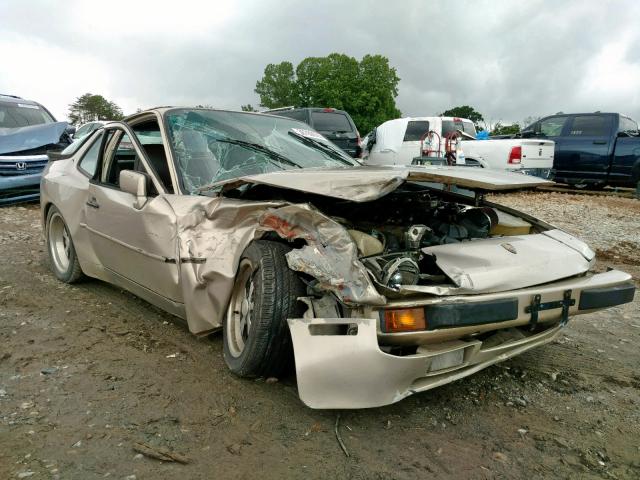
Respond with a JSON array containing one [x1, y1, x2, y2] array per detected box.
[[508, 146, 522, 164], [323, 108, 334, 112]]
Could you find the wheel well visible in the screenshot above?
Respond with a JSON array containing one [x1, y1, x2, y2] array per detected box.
[[42, 202, 54, 228]]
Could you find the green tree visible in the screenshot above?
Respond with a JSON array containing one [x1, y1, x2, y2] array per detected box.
[[68, 93, 124, 125], [240, 104, 257, 112], [254, 54, 401, 133], [491, 122, 521, 136], [441, 105, 484, 128], [254, 62, 298, 109]]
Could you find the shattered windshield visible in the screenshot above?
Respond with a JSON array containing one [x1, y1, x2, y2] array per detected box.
[[165, 109, 359, 194]]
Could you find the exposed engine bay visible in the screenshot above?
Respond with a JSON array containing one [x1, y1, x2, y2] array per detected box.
[[230, 181, 537, 292]]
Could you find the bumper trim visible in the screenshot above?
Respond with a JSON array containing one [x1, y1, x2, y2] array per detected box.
[[578, 283, 635, 310], [422, 298, 518, 330]]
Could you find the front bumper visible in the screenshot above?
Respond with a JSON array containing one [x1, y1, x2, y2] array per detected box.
[[0, 172, 42, 205], [288, 270, 634, 409], [0, 154, 48, 206]]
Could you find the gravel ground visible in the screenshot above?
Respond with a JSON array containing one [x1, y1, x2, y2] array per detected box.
[[1, 193, 639, 480]]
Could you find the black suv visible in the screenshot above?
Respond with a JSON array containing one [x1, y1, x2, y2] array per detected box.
[[266, 107, 361, 158]]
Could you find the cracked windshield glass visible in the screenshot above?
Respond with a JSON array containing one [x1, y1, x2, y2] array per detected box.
[[166, 109, 358, 193]]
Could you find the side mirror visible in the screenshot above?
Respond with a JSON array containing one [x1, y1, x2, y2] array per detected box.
[[65, 125, 77, 136], [119, 170, 148, 209]]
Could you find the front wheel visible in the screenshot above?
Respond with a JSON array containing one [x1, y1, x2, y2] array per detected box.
[[223, 240, 306, 378], [46, 205, 84, 283]]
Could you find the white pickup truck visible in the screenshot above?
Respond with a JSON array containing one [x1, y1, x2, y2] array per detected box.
[[362, 116, 555, 177]]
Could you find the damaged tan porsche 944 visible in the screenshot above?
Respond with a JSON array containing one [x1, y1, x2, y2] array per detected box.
[[41, 108, 636, 408]]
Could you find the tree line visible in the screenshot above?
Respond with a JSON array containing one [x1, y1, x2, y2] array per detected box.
[[68, 55, 539, 136]]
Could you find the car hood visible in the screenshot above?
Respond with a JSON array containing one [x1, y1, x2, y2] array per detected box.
[[212, 165, 552, 202], [0, 122, 69, 154]]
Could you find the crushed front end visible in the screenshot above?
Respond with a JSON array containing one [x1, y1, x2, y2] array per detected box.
[[250, 180, 636, 409]]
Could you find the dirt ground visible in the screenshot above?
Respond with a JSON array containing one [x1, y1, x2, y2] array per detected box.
[[1, 192, 639, 480]]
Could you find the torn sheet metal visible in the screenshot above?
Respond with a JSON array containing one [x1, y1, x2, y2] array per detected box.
[[160, 197, 384, 334], [168, 195, 286, 333], [258, 204, 386, 305]]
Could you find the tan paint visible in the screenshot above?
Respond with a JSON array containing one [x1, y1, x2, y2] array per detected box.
[[40, 107, 634, 408]]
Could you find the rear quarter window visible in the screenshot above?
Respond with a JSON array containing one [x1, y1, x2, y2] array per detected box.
[[568, 115, 611, 136], [310, 112, 353, 133]]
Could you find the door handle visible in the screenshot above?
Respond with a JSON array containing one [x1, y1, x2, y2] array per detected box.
[[86, 197, 100, 209], [592, 140, 606, 145]]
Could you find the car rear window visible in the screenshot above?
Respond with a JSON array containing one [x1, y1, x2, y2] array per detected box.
[[569, 115, 610, 136], [276, 110, 307, 123], [403, 121, 430, 141], [310, 111, 353, 133], [0, 102, 55, 128]]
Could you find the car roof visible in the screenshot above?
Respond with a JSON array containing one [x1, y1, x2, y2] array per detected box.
[[124, 106, 306, 123], [0, 94, 41, 106]]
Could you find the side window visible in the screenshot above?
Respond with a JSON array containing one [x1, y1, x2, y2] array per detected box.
[[101, 132, 138, 187], [133, 123, 174, 194], [74, 124, 92, 139], [78, 132, 103, 177], [539, 116, 568, 137], [568, 115, 610, 136], [403, 121, 430, 141]]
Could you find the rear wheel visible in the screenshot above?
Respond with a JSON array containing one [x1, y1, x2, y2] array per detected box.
[[46, 205, 83, 283], [223, 240, 306, 378]]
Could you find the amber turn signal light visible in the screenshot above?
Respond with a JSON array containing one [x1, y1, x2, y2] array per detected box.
[[384, 308, 426, 332]]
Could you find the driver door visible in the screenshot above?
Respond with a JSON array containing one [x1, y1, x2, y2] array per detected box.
[[83, 123, 182, 303]]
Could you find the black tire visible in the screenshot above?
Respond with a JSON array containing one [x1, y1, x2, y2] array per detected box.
[[45, 205, 84, 283], [223, 240, 306, 378]]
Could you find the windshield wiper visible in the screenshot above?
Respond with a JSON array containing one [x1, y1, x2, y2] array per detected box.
[[215, 138, 302, 169], [288, 130, 355, 166]]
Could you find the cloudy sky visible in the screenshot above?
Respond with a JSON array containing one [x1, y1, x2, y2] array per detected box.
[[1, 0, 639, 126]]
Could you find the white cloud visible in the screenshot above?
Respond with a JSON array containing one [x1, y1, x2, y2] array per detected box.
[[1, 0, 639, 126]]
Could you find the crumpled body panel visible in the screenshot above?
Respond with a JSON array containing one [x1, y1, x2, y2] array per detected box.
[[0, 121, 68, 154], [421, 231, 591, 293], [167, 196, 385, 334]]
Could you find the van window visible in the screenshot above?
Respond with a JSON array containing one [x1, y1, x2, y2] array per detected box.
[[442, 120, 476, 138], [403, 121, 430, 141], [310, 111, 353, 133], [569, 115, 610, 136]]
